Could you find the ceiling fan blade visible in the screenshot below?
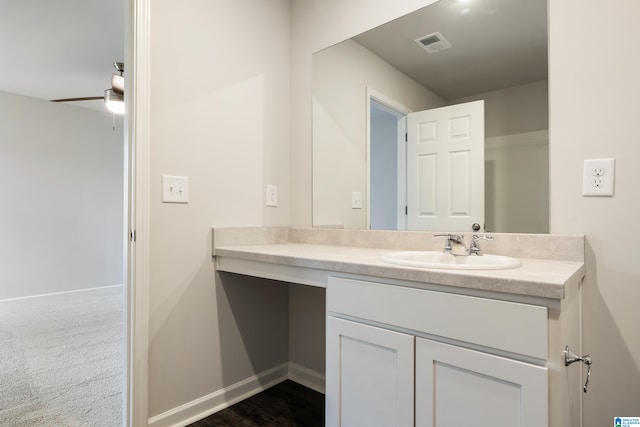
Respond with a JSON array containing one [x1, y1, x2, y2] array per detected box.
[[51, 63, 124, 104], [50, 96, 104, 103]]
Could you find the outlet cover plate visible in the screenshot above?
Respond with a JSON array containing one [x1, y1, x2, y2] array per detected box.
[[582, 158, 614, 197]]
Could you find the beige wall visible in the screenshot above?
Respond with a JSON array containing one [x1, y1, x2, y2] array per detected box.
[[452, 81, 550, 233], [290, 0, 440, 228], [549, 0, 640, 425], [288, 0, 441, 393], [450, 79, 549, 138], [313, 39, 444, 229], [0, 91, 124, 299], [147, 0, 639, 422], [485, 133, 549, 233], [148, 0, 291, 418]]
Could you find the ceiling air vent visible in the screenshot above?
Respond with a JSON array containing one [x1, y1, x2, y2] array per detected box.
[[415, 32, 452, 53]]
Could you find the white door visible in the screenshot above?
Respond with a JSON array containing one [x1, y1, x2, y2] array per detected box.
[[407, 100, 484, 231], [326, 316, 414, 427], [415, 338, 548, 427]]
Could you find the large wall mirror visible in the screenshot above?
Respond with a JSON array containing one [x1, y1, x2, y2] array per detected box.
[[312, 0, 548, 233]]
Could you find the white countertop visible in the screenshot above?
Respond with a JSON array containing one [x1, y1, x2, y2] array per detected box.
[[213, 243, 585, 300]]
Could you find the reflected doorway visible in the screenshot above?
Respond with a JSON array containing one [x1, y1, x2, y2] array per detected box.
[[368, 90, 410, 230]]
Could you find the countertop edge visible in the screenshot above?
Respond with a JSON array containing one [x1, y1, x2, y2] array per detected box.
[[213, 243, 585, 300]]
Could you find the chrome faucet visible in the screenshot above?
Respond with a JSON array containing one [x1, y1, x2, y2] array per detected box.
[[434, 234, 466, 255], [468, 234, 493, 256], [435, 234, 493, 255]]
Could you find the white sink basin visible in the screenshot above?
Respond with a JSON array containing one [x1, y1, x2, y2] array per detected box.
[[380, 251, 522, 270]]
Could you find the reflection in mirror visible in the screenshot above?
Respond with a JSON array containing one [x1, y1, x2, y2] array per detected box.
[[313, 0, 549, 233]]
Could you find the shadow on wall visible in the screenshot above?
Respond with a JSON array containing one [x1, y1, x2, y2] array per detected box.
[[146, 251, 290, 419], [582, 241, 640, 427], [216, 272, 290, 392], [289, 285, 326, 375]]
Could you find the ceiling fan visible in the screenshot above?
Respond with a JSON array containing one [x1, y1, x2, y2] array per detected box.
[[51, 62, 125, 114]]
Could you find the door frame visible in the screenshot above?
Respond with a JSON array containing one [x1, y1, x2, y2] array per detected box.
[[366, 87, 411, 230], [125, 0, 150, 425]]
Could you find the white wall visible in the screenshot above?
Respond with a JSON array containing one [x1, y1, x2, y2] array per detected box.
[[148, 0, 291, 419], [0, 91, 124, 300], [313, 38, 444, 229]]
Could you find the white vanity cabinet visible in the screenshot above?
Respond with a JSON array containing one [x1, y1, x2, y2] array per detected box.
[[415, 338, 547, 427], [326, 317, 414, 427], [212, 227, 585, 427], [326, 276, 551, 427]]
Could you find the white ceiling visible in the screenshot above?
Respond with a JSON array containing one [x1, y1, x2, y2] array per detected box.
[[1, 0, 545, 110], [353, 0, 548, 101], [0, 0, 124, 110]]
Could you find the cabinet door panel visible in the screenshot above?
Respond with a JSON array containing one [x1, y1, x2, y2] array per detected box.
[[326, 316, 414, 427], [416, 338, 548, 427]]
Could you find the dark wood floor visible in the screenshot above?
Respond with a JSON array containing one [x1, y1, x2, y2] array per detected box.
[[188, 380, 325, 427]]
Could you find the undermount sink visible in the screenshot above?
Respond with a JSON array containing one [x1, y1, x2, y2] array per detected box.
[[380, 251, 522, 270]]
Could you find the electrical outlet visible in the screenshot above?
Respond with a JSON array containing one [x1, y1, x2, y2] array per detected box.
[[162, 175, 189, 203], [351, 192, 362, 209], [582, 158, 614, 197], [266, 184, 278, 207]]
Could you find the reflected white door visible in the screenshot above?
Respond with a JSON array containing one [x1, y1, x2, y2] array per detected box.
[[407, 100, 484, 231]]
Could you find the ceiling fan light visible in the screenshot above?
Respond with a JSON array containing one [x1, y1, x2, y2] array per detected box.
[[104, 89, 125, 114]]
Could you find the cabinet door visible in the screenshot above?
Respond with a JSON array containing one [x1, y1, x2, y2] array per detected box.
[[326, 316, 414, 427], [416, 338, 548, 427]]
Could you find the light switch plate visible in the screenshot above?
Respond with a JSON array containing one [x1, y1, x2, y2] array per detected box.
[[266, 184, 278, 207], [582, 158, 614, 197], [351, 192, 362, 209], [162, 175, 189, 203]]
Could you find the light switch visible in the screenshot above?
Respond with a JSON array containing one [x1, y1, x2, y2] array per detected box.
[[351, 192, 362, 209], [266, 184, 278, 207], [162, 175, 189, 203]]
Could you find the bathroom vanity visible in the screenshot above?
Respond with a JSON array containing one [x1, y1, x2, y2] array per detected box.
[[212, 227, 586, 427]]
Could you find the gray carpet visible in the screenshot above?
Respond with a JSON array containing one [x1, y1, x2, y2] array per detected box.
[[0, 286, 124, 426]]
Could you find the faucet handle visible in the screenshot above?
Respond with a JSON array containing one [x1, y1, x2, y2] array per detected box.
[[469, 234, 492, 255], [435, 234, 463, 242], [435, 234, 465, 244]]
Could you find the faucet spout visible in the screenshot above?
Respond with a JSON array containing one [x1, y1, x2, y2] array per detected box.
[[434, 234, 467, 255]]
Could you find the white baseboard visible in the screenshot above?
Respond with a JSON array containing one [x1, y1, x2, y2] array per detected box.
[[0, 283, 124, 303], [148, 362, 325, 427], [288, 362, 325, 394]]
